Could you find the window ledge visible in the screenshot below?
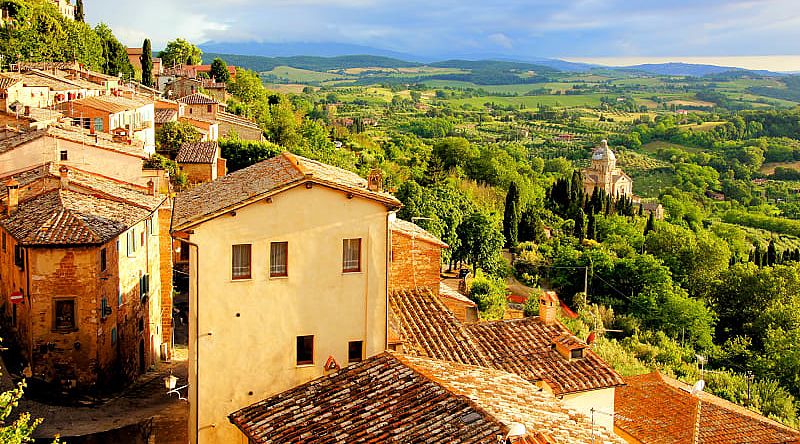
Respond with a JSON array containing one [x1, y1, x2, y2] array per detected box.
[[269, 275, 289, 280], [342, 271, 363, 275], [296, 363, 315, 368], [231, 278, 253, 282], [52, 328, 78, 334]]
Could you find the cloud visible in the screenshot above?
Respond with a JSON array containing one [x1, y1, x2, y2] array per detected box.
[[83, 0, 800, 59]]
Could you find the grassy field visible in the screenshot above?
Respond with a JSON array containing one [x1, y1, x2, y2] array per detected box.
[[678, 121, 727, 131], [264, 83, 312, 94], [446, 93, 606, 109], [641, 140, 704, 154], [264, 66, 350, 83], [760, 161, 800, 175]]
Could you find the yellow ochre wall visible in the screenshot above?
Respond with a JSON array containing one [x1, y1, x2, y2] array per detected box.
[[185, 183, 391, 444], [562, 387, 616, 432]]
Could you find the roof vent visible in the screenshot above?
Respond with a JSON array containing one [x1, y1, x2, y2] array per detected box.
[[552, 333, 587, 361]]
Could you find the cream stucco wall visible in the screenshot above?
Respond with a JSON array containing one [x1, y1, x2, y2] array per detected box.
[[185, 183, 391, 444], [0, 136, 146, 185], [562, 387, 616, 432]]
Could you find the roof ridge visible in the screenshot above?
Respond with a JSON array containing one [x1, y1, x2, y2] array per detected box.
[[282, 151, 311, 177]]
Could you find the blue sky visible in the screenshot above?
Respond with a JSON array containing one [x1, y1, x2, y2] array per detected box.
[[86, 0, 800, 63]]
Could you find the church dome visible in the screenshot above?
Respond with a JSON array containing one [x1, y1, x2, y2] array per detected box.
[[592, 140, 616, 162]]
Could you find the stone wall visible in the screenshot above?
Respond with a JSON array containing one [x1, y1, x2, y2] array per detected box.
[[390, 232, 441, 295]]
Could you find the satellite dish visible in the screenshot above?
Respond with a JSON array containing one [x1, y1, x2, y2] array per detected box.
[[690, 379, 705, 396]]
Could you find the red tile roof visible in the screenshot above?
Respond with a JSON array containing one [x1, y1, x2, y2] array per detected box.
[[391, 218, 448, 247], [176, 141, 218, 164], [154, 108, 177, 124], [229, 352, 625, 444], [172, 152, 401, 230], [216, 111, 260, 130], [69, 94, 153, 114], [390, 288, 487, 366], [0, 125, 148, 158], [439, 282, 476, 307], [615, 372, 800, 444], [177, 92, 218, 105], [389, 288, 624, 395]]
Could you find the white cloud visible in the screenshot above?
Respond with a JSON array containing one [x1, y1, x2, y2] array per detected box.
[[488, 33, 513, 49]]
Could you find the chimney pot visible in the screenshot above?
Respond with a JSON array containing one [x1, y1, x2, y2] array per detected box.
[[6, 178, 19, 215], [59, 165, 70, 189]]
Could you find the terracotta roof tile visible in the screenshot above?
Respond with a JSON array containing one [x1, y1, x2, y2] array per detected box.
[[216, 111, 260, 130], [0, 125, 148, 158], [389, 288, 624, 395], [69, 94, 152, 114], [439, 282, 476, 307], [154, 108, 177, 124], [176, 141, 218, 164], [177, 92, 218, 105], [172, 152, 401, 230], [391, 218, 448, 247], [0, 76, 21, 90], [229, 352, 625, 444], [616, 372, 800, 444]]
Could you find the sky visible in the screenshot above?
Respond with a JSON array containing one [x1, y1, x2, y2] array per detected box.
[[86, 0, 800, 70]]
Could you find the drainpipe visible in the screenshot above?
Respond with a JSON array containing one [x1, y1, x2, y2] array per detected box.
[[179, 236, 201, 444]]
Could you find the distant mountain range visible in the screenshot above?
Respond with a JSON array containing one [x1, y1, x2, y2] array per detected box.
[[199, 41, 786, 77]]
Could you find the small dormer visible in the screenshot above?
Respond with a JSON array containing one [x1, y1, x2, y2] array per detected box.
[[552, 333, 587, 361]]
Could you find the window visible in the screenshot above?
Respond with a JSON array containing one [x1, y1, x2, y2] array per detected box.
[[94, 117, 104, 132], [100, 297, 111, 319], [140, 274, 150, 300], [207, 104, 212, 113], [571, 348, 585, 359], [118, 289, 123, 307], [13, 245, 24, 270], [149, 216, 157, 236], [59, 150, 68, 161], [2, 233, 5, 252], [296, 335, 314, 365], [126, 230, 136, 256], [231, 244, 251, 280], [270, 242, 288, 277], [100, 248, 107, 272], [188, 108, 193, 115], [111, 327, 117, 345], [348, 340, 363, 363], [140, 230, 145, 247], [179, 241, 190, 262], [342, 238, 361, 272], [54, 299, 76, 331]]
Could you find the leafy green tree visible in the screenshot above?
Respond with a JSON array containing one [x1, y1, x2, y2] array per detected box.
[[457, 212, 504, 274], [155, 121, 201, 158], [503, 182, 521, 248], [74, 0, 84, 21], [519, 209, 546, 244], [219, 138, 282, 172], [210, 57, 231, 83], [468, 270, 507, 320], [431, 137, 477, 172], [94, 23, 134, 77], [140, 39, 153, 87], [159, 38, 202, 67]]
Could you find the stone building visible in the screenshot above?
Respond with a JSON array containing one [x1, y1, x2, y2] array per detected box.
[[171, 152, 401, 444], [582, 140, 633, 198], [0, 164, 166, 390], [175, 93, 264, 141], [389, 218, 447, 295], [61, 93, 156, 154], [175, 141, 226, 184]]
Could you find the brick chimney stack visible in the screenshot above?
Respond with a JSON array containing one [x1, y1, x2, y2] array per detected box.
[[147, 179, 156, 196], [6, 178, 19, 215], [367, 169, 383, 192], [59, 165, 70, 189], [539, 291, 560, 325]]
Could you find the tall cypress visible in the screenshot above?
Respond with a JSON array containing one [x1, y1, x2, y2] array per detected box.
[[574, 208, 585, 241], [503, 182, 521, 248], [140, 39, 154, 87], [644, 212, 655, 236], [75, 0, 85, 22], [586, 207, 596, 240]]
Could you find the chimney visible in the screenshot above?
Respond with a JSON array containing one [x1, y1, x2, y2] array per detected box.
[[59, 165, 70, 189], [539, 291, 560, 325], [367, 168, 383, 192], [23, 106, 30, 117], [147, 179, 156, 196], [6, 178, 19, 215]]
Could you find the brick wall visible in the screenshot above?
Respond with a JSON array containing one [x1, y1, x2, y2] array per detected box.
[[158, 206, 173, 357], [180, 163, 214, 184], [390, 231, 441, 295]]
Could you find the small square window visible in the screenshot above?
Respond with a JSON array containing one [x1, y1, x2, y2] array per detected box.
[[348, 340, 363, 363], [54, 299, 76, 331], [296, 335, 314, 365], [342, 238, 361, 273], [270, 242, 288, 277], [60, 150, 68, 161], [232, 244, 252, 280]]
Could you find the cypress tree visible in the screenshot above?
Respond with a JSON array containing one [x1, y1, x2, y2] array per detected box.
[[140, 39, 154, 87], [644, 212, 655, 236], [586, 207, 596, 240], [638, 203, 644, 217], [767, 239, 777, 266], [574, 208, 585, 240], [75, 0, 84, 21], [503, 182, 521, 248]]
